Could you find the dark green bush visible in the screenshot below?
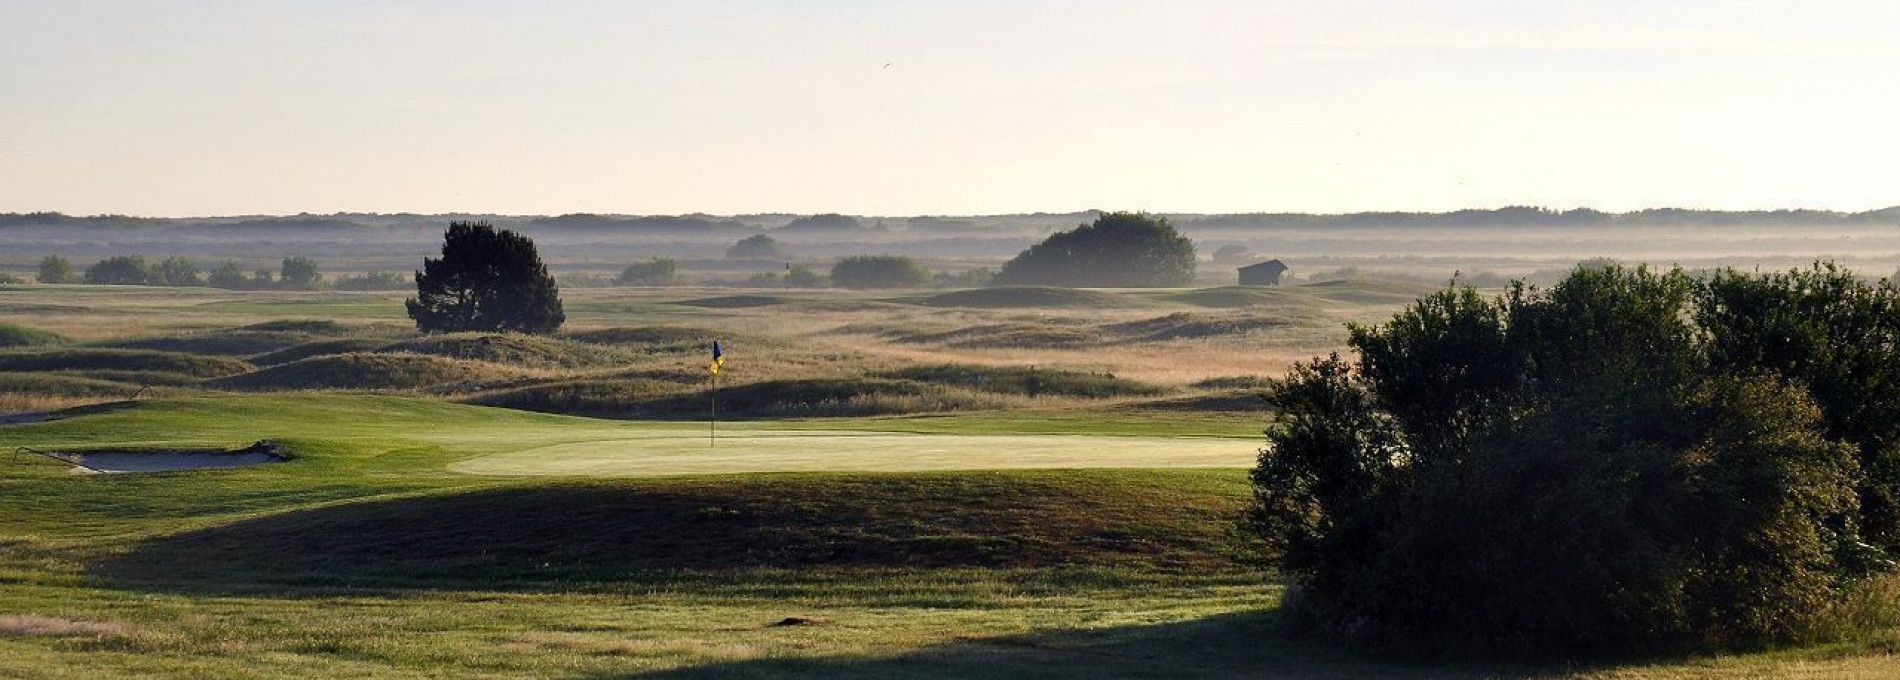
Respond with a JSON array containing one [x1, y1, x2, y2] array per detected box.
[[829, 255, 931, 289], [1250, 264, 1891, 657]]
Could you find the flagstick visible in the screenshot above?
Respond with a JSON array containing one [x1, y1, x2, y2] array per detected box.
[[709, 370, 717, 448]]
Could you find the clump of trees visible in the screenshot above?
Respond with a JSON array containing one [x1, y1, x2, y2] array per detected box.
[[726, 234, 787, 260], [745, 265, 828, 288], [407, 221, 564, 334], [829, 255, 931, 289], [332, 271, 411, 291], [991, 212, 1196, 287], [37, 256, 77, 284], [65, 255, 321, 289], [1251, 263, 1900, 656], [615, 258, 681, 286]]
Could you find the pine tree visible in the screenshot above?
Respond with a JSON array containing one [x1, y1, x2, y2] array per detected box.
[[406, 222, 565, 333]]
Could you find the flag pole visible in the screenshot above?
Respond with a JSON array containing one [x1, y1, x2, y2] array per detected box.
[[709, 369, 717, 448]]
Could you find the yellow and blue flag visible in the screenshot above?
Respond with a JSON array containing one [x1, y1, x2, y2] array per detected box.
[[709, 340, 725, 375]]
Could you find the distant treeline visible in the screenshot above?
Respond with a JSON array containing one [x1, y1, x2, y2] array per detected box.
[[6, 206, 1897, 234]]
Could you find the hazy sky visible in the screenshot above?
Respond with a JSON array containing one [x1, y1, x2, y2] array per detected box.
[[2, 1, 1895, 216]]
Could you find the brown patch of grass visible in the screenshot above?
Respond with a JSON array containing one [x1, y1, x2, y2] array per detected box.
[[0, 615, 126, 638]]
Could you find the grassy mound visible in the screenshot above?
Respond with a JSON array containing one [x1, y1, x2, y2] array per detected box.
[[493, 377, 1005, 418], [96, 469, 1250, 586], [1165, 286, 1299, 308], [209, 353, 527, 391], [462, 378, 682, 417], [249, 337, 392, 366], [55, 369, 207, 387], [896, 323, 1103, 349], [675, 294, 786, 308], [378, 333, 629, 369], [1100, 312, 1291, 341], [236, 319, 354, 335], [0, 322, 68, 348], [1189, 375, 1272, 390], [0, 372, 142, 398], [95, 319, 372, 357], [96, 330, 332, 357], [560, 326, 735, 355], [0, 348, 252, 378], [880, 364, 1165, 398], [916, 286, 1133, 309]]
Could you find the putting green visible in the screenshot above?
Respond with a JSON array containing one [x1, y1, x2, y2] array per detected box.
[[448, 430, 1259, 477]]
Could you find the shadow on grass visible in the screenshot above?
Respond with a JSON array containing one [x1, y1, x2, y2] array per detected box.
[[92, 473, 1248, 594], [603, 611, 1558, 680]]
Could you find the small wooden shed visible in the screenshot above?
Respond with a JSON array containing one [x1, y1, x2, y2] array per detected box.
[[1238, 259, 1288, 286]]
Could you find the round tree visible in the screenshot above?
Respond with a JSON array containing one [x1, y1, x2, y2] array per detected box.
[[992, 212, 1195, 287], [726, 234, 787, 260], [406, 222, 565, 334]]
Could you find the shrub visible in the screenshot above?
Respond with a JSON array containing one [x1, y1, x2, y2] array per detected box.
[[37, 256, 76, 284], [84, 256, 149, 285], [829, 255, 930, 289], [1697, 263, 1900, 554], [279, 257, 322, 290], [151, 257, 202, 286], [333, 271, 410, 291], [1249, 264, 1890, 656], [207, 261, 249, 289], [615, 258, 681, 286], [725, 234, 787, 259], [992, 212, 1196, 287]]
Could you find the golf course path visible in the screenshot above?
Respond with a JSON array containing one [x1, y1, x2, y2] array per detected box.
[[449, 430, 1258, 477]]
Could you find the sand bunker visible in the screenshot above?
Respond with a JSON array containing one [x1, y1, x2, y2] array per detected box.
[[41, 441, 289, 474]]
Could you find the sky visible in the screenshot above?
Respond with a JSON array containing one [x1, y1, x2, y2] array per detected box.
[[1, 0, 1895, 217]]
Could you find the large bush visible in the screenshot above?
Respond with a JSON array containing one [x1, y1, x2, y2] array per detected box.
[[83, 256, 150, 285], [991, 212, 1195, 287], [829, 255, 930, 289], [1250, 264, 1893, 656]]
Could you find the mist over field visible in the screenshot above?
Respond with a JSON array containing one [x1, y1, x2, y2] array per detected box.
[[7, 207, 1898, 286]]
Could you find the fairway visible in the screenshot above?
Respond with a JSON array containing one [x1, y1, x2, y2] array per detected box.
[[450, 430, 1258, 476]]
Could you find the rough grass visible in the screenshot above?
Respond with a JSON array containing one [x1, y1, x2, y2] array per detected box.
[[0, 347, 253, 377], [0, 372, 143, 398], [878, 363, 1165, 398], [0, 615, 126, 638], [462, 377, 684, 416], [676, 294, 787, 308], [915, 287, 1135, 309], [895, 323, 1105, 349], [0, 322, 69, 348], [486, 377, 1012, 419], [1100, 312, 1292, 341], [93, 329, 335, 356], [378, 332, 632, 369], [248, 336, 392, 366], [208, 352, 529, 391]]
